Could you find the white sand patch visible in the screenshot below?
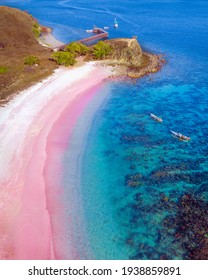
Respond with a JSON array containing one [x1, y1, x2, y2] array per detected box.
[[0, 63, 100, 180]]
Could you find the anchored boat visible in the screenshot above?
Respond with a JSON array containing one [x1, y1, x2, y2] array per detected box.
[[170, 130, 190, 142], [150, 113, 163, 123], [114, 18, 118, 28]]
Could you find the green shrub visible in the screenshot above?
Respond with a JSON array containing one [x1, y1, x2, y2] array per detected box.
[[24, 56, 40, 66], [32, 23, 41, 38], [51, 51, 76, 66], [64, 42, 89, 56], [92, 41, 111, 59], [0, 66, 8, 74], [33, 22, 39, 28]]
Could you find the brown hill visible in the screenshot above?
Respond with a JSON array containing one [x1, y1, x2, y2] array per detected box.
[[0, 6, 57, 102]]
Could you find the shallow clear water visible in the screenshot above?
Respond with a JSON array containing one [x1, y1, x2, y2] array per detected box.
[[2, 0, 208, 259], [83, 79, 208, 259]]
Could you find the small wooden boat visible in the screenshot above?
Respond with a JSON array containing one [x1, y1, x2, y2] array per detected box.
[[150, 113, 163, 123], [170, 130, 190, 142]]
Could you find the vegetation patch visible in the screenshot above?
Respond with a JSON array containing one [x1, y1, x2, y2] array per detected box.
[[64, 42, 89, 56], [92, 41, 112, 59], [51, 41, 112, 67], [0, 66, 8, 74], [24, 56, 40, 66], [32, 23, 41, 38], [51, 51, 76, 66], [51, 42, 89, 67]]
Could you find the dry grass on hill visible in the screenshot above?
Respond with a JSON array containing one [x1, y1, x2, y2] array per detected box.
[[0, 6, 57, 102]]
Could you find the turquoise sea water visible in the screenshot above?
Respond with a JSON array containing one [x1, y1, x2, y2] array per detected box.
[[2, 0, 208, 259]]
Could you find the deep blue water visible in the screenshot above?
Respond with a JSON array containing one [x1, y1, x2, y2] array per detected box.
[[2, 0, 208, 259]]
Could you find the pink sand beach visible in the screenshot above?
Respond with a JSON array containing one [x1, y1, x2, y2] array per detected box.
[[0, 63, 111, 259]]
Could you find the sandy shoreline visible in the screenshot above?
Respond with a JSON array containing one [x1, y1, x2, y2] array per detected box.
[[0, 62, 111, 259], [38, 33, 64, 49]]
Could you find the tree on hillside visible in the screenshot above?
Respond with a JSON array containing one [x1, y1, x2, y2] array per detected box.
[[92, 41, 111, 59], [64, 42, 89, 56], [51, 51, 76, 66]]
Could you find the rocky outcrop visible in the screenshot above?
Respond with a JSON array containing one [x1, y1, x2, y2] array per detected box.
[[99, 38, 165, 79], [105, 38, 143, 67]]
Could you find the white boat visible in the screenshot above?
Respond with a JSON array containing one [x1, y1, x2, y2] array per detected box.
[[104, 26, 109, 30], [170, 130, 190, 142], [86, 29, 93, 33], [114, 18, 118, 28], [150, 113, 163, 123]]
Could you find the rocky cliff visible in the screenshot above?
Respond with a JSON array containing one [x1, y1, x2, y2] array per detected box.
[[105, 38, 143, 67]]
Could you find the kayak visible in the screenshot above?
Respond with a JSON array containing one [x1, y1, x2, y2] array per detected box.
[[170, 130, 190, 142], [150, 113, 163, 123]]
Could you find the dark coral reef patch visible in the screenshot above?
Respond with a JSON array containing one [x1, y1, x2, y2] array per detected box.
[[173, 194, 208, 260]]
